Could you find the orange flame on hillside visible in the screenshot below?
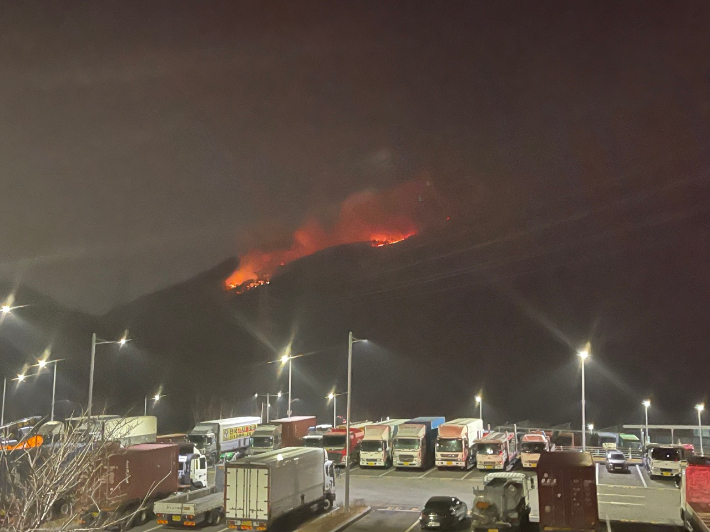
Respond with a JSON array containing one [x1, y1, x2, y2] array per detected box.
[[225, 181, 432, 293]]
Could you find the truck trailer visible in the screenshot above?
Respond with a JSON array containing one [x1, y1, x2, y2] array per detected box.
[[224, 447, 336, 531], [188, 416, 260, 464], [392, 416, 445, 469], [681, 455, 710, 532], [359, 419, 408, 468], [79, 443, 180, 530], [435, 418, 484, 470]]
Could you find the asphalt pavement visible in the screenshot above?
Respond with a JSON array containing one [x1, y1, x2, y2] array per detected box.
[[131, 461, 683, 532]]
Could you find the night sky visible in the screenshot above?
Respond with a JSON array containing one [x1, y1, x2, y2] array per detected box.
[[0, 2, 709, 429]]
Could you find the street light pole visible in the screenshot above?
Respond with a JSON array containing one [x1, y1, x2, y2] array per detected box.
[[578, 346, 590, 451], [643, 400, 651, 446], [333, 393, 337, 427], [345, 331, 353, 512], [88, 332, 97, 416], [697, 404, 705, 455], [287, 357, 292, 417], [476, 395, 482, 425], [51, 362, 57, 422], [1, 377, 6, 426]]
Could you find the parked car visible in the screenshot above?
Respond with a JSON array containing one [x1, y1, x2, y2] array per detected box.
[[420, 496, 468, 530], [605, 450, 628, 473]]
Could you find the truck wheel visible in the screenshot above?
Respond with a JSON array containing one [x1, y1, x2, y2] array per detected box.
[[322, 497, 333, 512], [53, 499, 71, 518], [207, 509, 222, 525], [137, 508, 149, 525]]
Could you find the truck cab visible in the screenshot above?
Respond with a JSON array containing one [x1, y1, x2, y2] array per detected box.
[[520, 432, 550, 469], [248, 424, 282, 455], [187, 426, 217, 460], [322, 427, 364, 466], [646, 444, 684, 479], [177, 443, 209, 489], [435, 418, 484, 470], [476, 432, 517, 470]]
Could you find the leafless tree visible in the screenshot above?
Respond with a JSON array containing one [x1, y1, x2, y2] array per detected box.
[[0, 413, 167, 532]]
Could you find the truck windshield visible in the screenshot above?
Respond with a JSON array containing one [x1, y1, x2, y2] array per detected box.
[[521, 442, 546, 453], [322, 435, 346, 449], [394, 438, 420, 450], [361, 440, 384, 452], [477, 443, 501, 455], [303, 438, 323, 448], [251, 436, 273, 448], [187, 435, 211, 447], [436, 439, 462, 452], [651, 447, 681, 461]]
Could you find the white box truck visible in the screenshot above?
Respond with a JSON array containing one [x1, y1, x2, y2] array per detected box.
[[435, 418, 484, 470], [225, 447, 336, 531], [360, 419, 408, 468], [75, 415, 157, 447], [188, 416, 260, 464]]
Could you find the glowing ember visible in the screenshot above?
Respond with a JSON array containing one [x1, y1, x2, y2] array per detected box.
[[225, 181, 431, 294]]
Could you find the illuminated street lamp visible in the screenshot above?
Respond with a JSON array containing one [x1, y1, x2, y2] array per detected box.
[[475, 395, 483, 425], [578, 344, 590, 451], [642, 400, 651, 445], [1, 306, 10, 314], [696, 404, 705, 455], [88, 332, 129, 416], [255, 392, 282, 422], [280, 354, 293, 417], [34, 357, 62, 422], [327, 391, 346, 427], [145, 392, 164, 415]]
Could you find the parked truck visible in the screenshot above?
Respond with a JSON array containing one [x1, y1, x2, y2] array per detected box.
[[177, 442, 208, 489], [248, 424, 282, 455], [188, 416, 260, 464], [224, 447, 336, 530], [537, 451, 598, 532], [74, 415, 157, 447], [476, 431, 518, 471], [155, 465, 225, 528], [392, 416, 445, 469], [360, 419, 408, 468], [322, 426, 365, 466], [302, 425, 332, 448], [79, 443, 180, 530], [435, 418, 484, 470], [520, 431, 550, 469], [681, 455, 710, 532], [248, 417, 315, 455], [470, 472, 539, 531]]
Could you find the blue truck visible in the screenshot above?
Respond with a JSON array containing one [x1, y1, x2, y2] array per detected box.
[[392, 416, 445, 468]]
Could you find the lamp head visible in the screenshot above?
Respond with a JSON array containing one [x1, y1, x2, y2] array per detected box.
[[588, 424, 594, 431], [254, 393, 259, 398], [154, 394, 161, 402], [697, 404, 705, 413], [578, 350, 589, 360], [328, 393, 334, 400], [475, 395, 481, 403], [17, 373, 25, 382], [38, 359, 47, 369], [280, 355, 289, 364], [642, 400, 651, 408], [277, 391, 282, 398], [118, 337, 127, 347], [1, 305, 10, 314]]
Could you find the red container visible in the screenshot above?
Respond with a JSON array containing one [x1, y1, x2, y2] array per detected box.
[[537, 451, 599, 531], [94, 443, 179, 511], [271, 416, 316, 447]]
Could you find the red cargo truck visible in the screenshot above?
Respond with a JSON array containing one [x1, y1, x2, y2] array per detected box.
[[271, 416, 316, 447], [537, 451, 598, 531], [681, 455, 710, 531], [322, 427, 365, 466], [80, 443, 179, 529]]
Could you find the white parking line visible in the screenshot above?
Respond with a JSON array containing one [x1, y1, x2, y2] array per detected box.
[[141, 525, 165, 532], [417, 468, 435, 479], [597, 493, 645, 499], [461, 469, 478, 480], [379, 468, 395, 477], [403, 519, 420, 532], [596, 462, 600, 485], [635, 465, 648, 488]]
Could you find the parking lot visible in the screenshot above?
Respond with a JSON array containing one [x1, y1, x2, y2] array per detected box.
[[131, 460, 682, 532]]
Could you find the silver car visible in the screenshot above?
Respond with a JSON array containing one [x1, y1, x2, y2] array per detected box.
[[606, 450, 628, 473]]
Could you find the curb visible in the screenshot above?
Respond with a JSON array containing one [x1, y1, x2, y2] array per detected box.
[[296, 506, 372, 532]]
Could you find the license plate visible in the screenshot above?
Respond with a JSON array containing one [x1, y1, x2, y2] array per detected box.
[[404, 462, 411, 466], [428, 522, 440, 527], [486, 464, 494, 469], [172, 515, 181, 521], [446, 461, 452, 465], [92, 512, 99, 517], [242, 521, 252, 526], [662, 472, 672, 476]]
